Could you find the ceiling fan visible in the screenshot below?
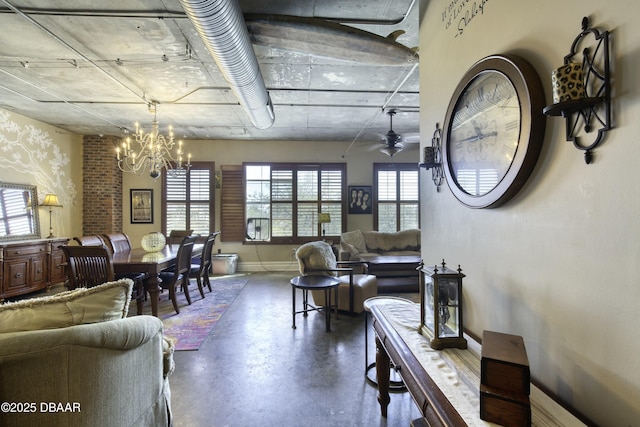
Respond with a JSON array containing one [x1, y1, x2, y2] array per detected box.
[[378, 109, 419, 157]]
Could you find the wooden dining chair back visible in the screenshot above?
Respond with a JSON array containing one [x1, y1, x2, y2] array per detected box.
[[101, 233, 133, 254], [190, 231, 220, 293], [73, 235, 106, 247], [62, 244, 115, 290], [168, 229, 193, 246], [158, 235, 198, 314], [99, 233, 146, 314]]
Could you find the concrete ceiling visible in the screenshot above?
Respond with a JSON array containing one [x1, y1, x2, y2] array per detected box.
[[0, 0, 419, 152]]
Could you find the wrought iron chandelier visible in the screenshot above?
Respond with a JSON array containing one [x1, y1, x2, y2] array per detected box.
[[116, 102, 190, 179]]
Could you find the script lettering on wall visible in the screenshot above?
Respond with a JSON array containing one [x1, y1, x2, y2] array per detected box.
[[441, 0, 490, 38]]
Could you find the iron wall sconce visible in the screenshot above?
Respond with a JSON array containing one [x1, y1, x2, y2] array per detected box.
[[543, 16, 612, 164], [419, 123, 444, 191]]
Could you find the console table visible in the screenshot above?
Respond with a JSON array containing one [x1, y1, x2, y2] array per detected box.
[[370, 300, 587, 426], [0, 238, 68, 302]]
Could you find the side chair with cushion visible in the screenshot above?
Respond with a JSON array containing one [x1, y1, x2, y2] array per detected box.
[[168, 229, 193, 246], [295, 241, 378, 314], [73, 234, 107, 247], [62, 244, 115, 290], [101, 232, 134, 254], [99, 232, 147, 314], [190, 231, 220, 293], [158, 235, 199, 314]]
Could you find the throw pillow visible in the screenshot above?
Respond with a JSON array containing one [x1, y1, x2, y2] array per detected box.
[[340, 230, 367, 254], [340, 241, 359, 256], [0, 279, 133, 333]]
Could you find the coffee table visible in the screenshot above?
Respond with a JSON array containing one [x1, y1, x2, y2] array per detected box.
[[356, 255, 421, 292], [357, 255, 421, 275], [291, 275, 340, 332]]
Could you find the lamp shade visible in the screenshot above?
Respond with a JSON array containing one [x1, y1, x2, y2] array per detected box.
[[41, 194, 62, 207], [318, 213, 331, 224]]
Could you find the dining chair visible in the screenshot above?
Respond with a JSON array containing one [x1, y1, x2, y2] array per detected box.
[[101, 233, 134, 254], [99, 232, 147, 313], [73, 235, 106, 247], [190, 231, 220, 293], [168, 229, 193, 246], [62, 244, 115, 290], [158, 235, 198, 314]]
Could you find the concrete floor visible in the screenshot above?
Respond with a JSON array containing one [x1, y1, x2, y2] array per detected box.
[[169, 272, 422, 427]]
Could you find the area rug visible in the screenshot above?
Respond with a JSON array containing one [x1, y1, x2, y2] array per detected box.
[[158, 275, 248, 351]]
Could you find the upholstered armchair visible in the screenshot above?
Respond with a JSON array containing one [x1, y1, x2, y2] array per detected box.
[[295, 241, 377, 313]]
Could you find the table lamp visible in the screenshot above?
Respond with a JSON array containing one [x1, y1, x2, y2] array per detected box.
[[41, 193, 62, 238], [318, 213, 331, 237]]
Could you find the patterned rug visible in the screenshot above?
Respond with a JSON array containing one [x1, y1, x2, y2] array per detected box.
[[157, 275, 248, 351]]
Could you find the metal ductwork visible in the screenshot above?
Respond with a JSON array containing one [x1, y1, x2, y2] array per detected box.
[[179, 0, 274, 129]]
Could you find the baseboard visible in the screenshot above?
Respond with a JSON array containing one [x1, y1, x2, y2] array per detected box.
[[236, 261, 300, 272]]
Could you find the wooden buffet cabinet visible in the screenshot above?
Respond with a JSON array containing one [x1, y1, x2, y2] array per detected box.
[[0, 238, 68, 302]]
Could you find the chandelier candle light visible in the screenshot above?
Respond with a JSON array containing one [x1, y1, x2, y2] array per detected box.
[[116, 102, 191, 179]]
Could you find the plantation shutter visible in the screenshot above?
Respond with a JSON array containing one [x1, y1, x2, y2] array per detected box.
[[221, 165, 244, 242]]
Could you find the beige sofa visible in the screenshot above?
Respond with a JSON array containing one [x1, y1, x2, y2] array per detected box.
[[338, 229, 421, 292], [0, 280, 173, 427], [338, 229, 421, 261]]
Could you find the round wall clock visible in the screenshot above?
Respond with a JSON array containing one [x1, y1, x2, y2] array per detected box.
[[441, 54, 546, 208]]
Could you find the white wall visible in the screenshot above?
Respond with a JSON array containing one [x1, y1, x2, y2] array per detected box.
[[419, 0, 639, 424]]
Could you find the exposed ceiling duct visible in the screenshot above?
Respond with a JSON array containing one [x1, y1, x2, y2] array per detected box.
[[179, 0, 274, 129]]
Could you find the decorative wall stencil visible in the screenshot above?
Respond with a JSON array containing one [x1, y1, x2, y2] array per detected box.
[[0, 110, 77, 206]]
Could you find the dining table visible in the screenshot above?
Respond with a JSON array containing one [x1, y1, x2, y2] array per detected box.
[[112, 243, 203, 317]]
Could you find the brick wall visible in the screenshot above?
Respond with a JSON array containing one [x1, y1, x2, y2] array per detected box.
[[82, 135, 122, 235]]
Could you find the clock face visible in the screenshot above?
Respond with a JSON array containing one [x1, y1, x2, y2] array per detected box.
[[442, 55, 546, 208], [449, 71, 520, 197]]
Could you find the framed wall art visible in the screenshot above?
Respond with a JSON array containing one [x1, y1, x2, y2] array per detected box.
[[348, 185, 372, 214], [130, 189, 153, 224]]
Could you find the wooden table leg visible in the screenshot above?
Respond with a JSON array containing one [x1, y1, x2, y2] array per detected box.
[[376, 335, 391, 417], [145, 274, 161, 317]]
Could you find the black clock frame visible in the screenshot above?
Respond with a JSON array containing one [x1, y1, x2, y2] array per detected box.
[[442, 54, 546, 209]]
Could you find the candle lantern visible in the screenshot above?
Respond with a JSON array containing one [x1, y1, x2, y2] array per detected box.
[[419, 260, 467, 350]]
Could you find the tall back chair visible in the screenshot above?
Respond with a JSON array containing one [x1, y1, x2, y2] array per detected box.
[[73, 235, 106, 247], [62, 244, 115, 290], [158, 235, 198, 314], [99, 233, 146, 314], [168, 229, 194, 246], [101, 233, 133, 254], [190, 231, 220, 293]]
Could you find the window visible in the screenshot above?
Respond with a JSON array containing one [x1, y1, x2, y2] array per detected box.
[[244, 163, 345, 243], [162, 162, 215, 237], [374, 163, 420, 232]]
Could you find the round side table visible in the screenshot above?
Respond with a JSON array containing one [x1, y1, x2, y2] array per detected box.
[[363, 296, 414, 391], [291, 275, 340, 332]]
